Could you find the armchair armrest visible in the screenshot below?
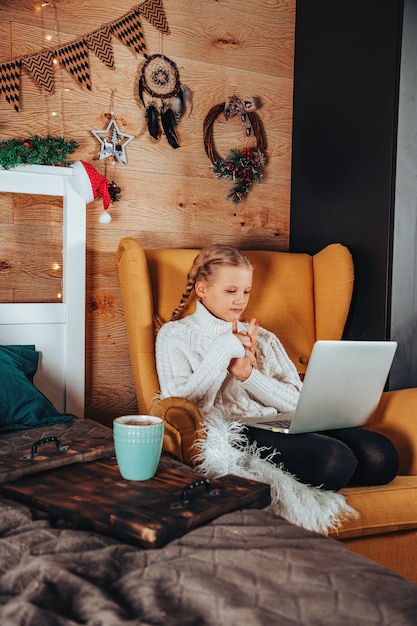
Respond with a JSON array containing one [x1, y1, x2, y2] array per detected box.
[[149, 397, 204, 466], [366, 388, 417, 475], [149, 388, 417, 475]]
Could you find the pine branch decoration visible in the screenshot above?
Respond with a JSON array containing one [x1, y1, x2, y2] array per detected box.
[[212, 148, 265, 204], [0, 135, 79, 169]]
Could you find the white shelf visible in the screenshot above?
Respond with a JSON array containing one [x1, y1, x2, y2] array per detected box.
[[0, 165, 86, 417]]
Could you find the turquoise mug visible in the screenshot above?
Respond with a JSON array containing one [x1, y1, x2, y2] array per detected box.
[[113, 415, 164, 480]]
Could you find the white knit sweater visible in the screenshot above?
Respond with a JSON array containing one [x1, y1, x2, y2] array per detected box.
[[156, 300, 302, 418]]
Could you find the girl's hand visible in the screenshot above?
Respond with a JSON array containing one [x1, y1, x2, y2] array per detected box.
[[231, 319, 258, 353], [228, 350, 258, 381], [231, 320, 252, 349], [246, 318, 259, 357], [229, 319, 259, 380]]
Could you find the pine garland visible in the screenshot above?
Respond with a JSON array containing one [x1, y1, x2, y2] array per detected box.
[[0, 135, 79, 169], [212, 147, 265, 204]]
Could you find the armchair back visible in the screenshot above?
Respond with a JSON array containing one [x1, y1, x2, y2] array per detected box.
[[116, 238, 354, 414]]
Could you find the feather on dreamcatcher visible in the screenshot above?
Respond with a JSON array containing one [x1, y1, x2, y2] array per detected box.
[[138, 53, 192, 148]]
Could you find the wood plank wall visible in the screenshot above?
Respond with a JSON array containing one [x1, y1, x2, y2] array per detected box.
[[0, 0, 296, 426]]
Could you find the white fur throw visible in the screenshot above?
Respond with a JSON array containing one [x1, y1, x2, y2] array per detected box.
[[194, 413, 357, 534]]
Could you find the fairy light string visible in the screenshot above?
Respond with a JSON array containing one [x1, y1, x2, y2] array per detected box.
[[36, 0, 65, 136]]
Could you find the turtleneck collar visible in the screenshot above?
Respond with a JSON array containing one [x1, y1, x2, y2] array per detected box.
[[191, 300, 245, 335]]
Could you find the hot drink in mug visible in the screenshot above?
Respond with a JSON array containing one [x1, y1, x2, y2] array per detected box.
[[113, 415, 164, 480]]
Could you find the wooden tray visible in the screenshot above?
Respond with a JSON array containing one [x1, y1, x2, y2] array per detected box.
[[0, 455, 271, 549], [0, 418, 115, 484]]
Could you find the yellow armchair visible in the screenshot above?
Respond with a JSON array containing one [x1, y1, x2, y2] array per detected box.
[[116, 236, 417, 584]]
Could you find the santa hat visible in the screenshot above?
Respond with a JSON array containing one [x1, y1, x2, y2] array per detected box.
[[70, 160, 112, 223]]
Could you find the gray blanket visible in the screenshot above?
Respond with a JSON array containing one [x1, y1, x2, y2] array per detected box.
[[0, 495, 416, 626]]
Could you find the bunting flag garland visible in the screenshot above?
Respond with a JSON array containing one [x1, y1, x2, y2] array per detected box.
[[0, 60, 21, 112], [0, 0, 169, 113], [139, 0, 170, 34], [110, 10, 148, 58], [86, 27, 115, 70], [56, 40, 91, 91], [21, 50, 55, 94]]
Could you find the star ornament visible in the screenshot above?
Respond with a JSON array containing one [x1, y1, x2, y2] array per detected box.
[[91, 116, 134, 165]]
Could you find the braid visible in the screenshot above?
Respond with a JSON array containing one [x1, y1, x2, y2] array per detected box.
[[170, 278, 195, 321], [170, 244, 252, 321]]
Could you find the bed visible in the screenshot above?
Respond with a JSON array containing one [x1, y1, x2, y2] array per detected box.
[[1, 167, 417, 625], [0, 489, 416, 625]]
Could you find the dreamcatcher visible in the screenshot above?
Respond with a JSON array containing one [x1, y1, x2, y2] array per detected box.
[[138, 53, 192, 149]]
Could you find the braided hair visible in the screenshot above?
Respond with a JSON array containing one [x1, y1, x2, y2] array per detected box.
[[170, 244, 253, 321]]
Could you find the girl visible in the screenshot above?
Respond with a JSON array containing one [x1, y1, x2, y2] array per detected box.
[[156, 244, 399, 492]]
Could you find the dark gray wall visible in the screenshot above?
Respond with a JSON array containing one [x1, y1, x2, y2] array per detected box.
[[390, 0, 417, 388], [290, 1, 403, 347]]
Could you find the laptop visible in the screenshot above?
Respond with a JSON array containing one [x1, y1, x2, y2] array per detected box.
[[240, 340, 397, 434]]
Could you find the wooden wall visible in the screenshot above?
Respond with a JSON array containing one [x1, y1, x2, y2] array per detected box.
[[0, 0, 296, 425]]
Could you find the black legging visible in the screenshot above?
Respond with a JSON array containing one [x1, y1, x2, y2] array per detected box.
[[245, 426, 400, 491]]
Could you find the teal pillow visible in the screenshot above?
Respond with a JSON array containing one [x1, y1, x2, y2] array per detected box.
[[0, 345, 72, 433]]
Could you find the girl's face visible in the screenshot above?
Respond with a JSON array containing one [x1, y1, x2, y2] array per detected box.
[[195, 265, 253, 322]]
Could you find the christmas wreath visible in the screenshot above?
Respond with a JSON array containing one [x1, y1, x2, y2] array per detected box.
[[203, 97, 267, 203]]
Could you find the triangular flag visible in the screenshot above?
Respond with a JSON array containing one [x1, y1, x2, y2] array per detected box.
[[86, 26, 115, 69], [22, 49, 55, 94], [55, 39, 91, 90], [111, 9, 148, 58], [0, 60, 21, 112], [138, 0, 170, 34]]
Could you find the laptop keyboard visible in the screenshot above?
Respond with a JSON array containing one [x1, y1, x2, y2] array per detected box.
[[254, 417, 292, 429]]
